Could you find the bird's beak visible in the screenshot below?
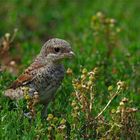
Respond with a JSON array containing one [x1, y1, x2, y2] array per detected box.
[[68, 51, 75, 58], [69, 51, 75, 56]]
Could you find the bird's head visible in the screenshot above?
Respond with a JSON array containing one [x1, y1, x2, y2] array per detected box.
[[40, 38, 74, 64]]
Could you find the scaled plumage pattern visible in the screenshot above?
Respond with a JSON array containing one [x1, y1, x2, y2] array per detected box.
[[4, 38, 74, 117]]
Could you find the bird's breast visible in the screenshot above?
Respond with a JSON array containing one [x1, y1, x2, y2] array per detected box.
[[31, 64, 65, 103]]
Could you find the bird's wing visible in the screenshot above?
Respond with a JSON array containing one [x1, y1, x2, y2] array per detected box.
[[9, 62, 44, 89]]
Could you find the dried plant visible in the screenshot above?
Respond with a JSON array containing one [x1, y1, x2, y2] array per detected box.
[[23, 87, 40, 119], [67, 68, 139, 139], [0, 29, 19, 75], [91, 11, 121, 58], [46, 114, 67, 139], [0, 29, 18, 55]]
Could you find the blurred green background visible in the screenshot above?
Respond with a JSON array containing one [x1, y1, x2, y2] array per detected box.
[[0, 0, 140, 68]]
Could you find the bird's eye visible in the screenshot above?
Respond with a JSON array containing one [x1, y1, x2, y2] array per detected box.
[[54, 47, 60, 53]]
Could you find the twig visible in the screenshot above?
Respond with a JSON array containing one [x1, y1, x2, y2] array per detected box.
[[95, 92, 119, 119]]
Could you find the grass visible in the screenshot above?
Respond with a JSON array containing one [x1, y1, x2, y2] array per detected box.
[[0, 0, 140, 139]]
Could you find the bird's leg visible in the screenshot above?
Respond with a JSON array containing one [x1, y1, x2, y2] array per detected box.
[[41, 102, 49, 118]]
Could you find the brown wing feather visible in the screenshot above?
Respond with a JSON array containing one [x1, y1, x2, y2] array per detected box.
[[9, 73, 33, 89], [9, 61, 44, 89]]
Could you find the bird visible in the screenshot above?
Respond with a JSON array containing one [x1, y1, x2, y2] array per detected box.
[[4, 38, 74, 117]]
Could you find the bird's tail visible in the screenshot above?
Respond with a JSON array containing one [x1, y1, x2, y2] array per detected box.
[[4, 88, 24, 100]]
